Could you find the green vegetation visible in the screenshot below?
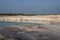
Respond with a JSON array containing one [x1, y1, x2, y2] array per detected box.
[[0, 13, 59, 16]]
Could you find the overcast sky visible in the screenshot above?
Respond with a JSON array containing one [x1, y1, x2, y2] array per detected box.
[[0, 0, 60, 14]]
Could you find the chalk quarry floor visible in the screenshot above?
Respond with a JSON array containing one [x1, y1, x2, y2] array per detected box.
[[0, 24, 60, 40]]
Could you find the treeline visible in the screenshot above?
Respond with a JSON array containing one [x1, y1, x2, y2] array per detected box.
[[0, 13, 60, 16]]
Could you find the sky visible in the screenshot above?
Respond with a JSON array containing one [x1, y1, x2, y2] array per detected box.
[[0, 0, 60, 14]]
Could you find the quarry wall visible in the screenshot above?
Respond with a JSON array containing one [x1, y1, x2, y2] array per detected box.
[[0, 15, 60, 24]]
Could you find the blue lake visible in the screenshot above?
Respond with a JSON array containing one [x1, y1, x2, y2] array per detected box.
[[0, 21, 19, 26], [0, 21, 41, 26]]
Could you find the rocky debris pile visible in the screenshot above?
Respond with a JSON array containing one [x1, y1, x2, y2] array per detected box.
[[0, 27, 60, 40]]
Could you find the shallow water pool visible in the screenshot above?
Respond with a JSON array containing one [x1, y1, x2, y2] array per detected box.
[[0, 21, 41, 27]]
